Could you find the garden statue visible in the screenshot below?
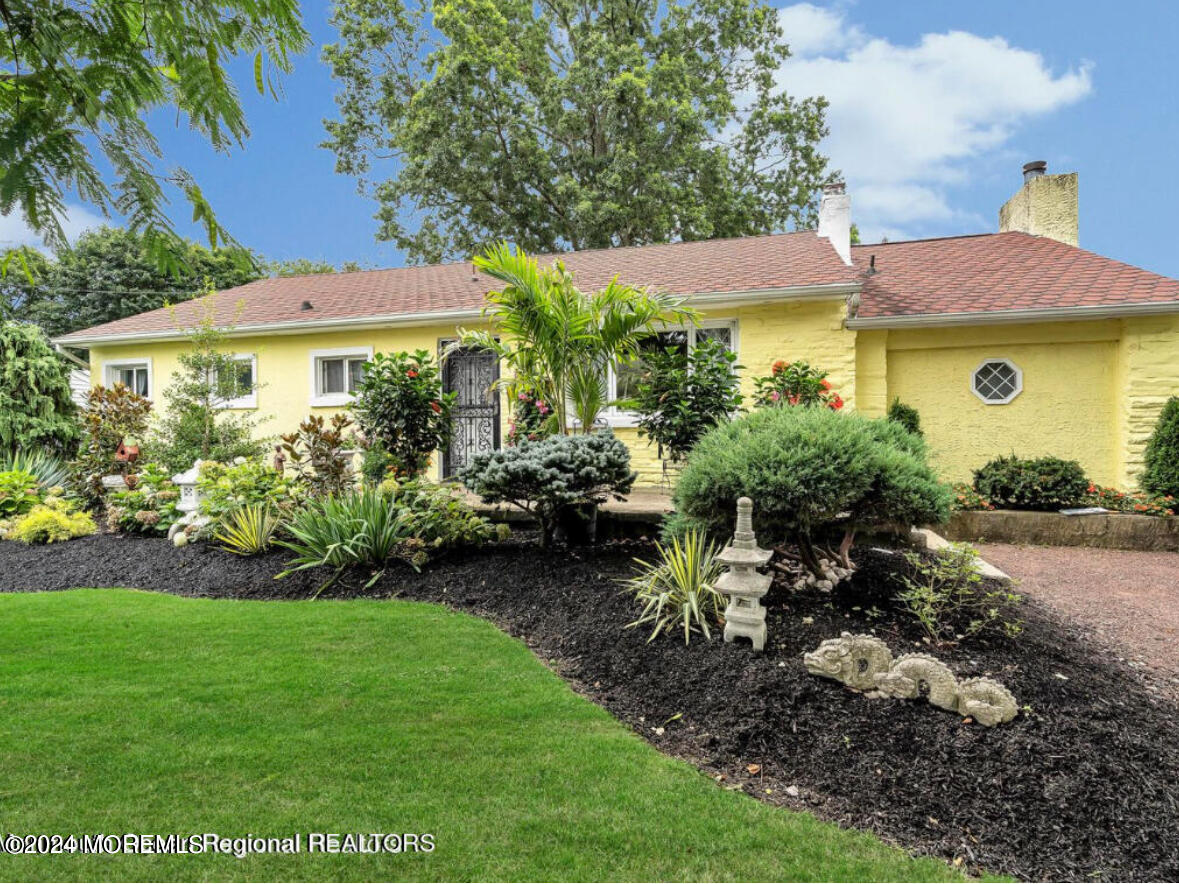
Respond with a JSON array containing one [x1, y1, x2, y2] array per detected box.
[[803, 636, 1019, 726], [716, 497, 773, 651], [802, 632, 893, 691], [957, 677, 1018, 727], [166, 460, 212, 541], [273, 444, 286, 473], [874, 653, 959, 711]]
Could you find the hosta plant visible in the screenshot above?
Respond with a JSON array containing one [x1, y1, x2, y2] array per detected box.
[[0, 468, 42, 517], [621, 530, 724, 645]]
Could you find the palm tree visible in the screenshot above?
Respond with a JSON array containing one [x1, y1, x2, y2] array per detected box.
[[453, 242, 698, 434]]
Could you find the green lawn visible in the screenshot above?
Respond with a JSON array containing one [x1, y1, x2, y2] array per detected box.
[[0, 589, 961, 882]]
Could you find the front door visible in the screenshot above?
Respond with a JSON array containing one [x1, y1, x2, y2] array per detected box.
[[442, 346, 500, 478]]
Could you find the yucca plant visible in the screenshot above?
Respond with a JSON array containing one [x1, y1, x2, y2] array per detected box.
[[621, 530, 725, 645], [1, 449, 70, 490], [215, 504, 282, 556], [276, 489, 419, 595]]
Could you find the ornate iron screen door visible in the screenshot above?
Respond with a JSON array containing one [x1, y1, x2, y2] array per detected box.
[[442, 346, 500, 477]]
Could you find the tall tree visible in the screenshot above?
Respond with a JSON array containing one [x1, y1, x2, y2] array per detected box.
[[324, 0, 831, 263], [0, 320, 79, 455], [0, 0, 308, 266], [26, 227, 267, 336]]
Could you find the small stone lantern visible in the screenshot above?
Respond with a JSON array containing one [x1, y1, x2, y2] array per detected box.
[[167, 460, 210, 540], [716, 497, 773, 651]]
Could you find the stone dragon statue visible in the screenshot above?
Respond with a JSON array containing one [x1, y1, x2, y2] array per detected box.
[[803, 635, 1018, 727]]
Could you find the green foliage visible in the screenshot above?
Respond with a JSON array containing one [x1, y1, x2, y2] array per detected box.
[[280, 414, 356, 498], [0, 320, 79, 454], [1083, 483, 1175, 517], [6, 498, 96, 544], [505, 390, 555, 446], [215, 504, 282, 556], [948, 482, 994, 512], [1, 449, 70, 489], [277, 489, 424, 592], [897, 545, 1023, 644], [972, 455, 1089, 511], [887, 398, 923, 437], [323, 0, 830, 262], [377, 478, 502, 550], [753, 359, 843, 410], [352, 350, 455, 478], [0, 0, 307, 264], [149, 293, 265, 473], [268, 258, 364, 277], [15, 228, 267, 337], [68, 383, 153, 509], [197, 460, 302, 524], [460, 431, 636, 546], [671, 408, 950, 577], [1141, 396, 1179, 499], [455, 243, 696, 433], [624, 338, 743, 463], [106, 463, 182, 535], [0, 468, 42, 517], [620, 531, 724, 645]]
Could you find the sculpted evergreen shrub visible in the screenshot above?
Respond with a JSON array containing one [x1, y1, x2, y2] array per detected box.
[[1141, 397, 1179, 499], [972, 455, 1089, 511], [0, 320, 79, 454], [887, 397, 923, 437], [671, 407, 950, 578], [460, 431, 636, 547]]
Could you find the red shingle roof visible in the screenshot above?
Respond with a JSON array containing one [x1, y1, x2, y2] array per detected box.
[[852, 231, 1179, 319], [56, 228, 1179, 342], [56, 231, 858, 342]]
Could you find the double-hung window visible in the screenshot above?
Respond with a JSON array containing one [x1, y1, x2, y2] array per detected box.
[[103, 360, 152, 398], [604, 322, 737, 426], [309, 347, 372, 407], [213, 354, 258, 409]]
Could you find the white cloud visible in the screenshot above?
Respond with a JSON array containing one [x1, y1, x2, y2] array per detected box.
[[0, 204, 107, 252], [775, 4, 1093, 241]]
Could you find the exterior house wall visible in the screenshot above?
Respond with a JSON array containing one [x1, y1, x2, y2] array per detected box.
[[883, 320, 1123, 485], [1115, 314, 1179, 487]]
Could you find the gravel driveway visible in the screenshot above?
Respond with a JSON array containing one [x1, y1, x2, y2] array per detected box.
[[979, 543, 1179, 688]]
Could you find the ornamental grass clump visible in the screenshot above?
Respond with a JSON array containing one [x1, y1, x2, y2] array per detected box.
[[620, 530, 724, 645], [671, 407, 949, 580], [460, 431, 636, 547]]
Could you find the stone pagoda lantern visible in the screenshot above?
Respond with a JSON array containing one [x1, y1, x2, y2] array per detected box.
[[716, 497, 773, 652], [167, 460, 210, 541]]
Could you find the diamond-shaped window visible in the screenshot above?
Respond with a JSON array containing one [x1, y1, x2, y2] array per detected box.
[[972, 360, 1022, 404]]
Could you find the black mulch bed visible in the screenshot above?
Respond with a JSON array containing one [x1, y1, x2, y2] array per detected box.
[[4, 533, 1179, 881]]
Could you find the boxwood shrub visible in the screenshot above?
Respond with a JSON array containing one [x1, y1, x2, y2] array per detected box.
[[972, 455, 1089, 511]]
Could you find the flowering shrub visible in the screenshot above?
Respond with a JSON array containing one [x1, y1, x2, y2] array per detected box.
[[106, 463, 182, 535], [972, 455, 1089, 511], [352, 350, 456, 477], [0, 468, 42, 517], [753, 359, 843, 410], [949, 482, 994, 512], [505, 390, 553, 445], [198, 460, 302, 523], [1084, 483, 1175, 517]]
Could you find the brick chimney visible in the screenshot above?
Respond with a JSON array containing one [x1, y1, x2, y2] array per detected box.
[[999, 161, 1078, 246], [817, 182, 852, 265]]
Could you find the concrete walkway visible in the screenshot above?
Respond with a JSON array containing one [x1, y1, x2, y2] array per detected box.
[[979, 543, 1179, 685]]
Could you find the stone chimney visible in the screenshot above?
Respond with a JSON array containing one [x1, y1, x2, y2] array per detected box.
[[817, 181, 852, 265], [998, 161, 1078, 246]]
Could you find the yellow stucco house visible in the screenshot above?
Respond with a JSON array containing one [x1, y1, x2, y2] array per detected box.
[[56, 162, 1179, 489]]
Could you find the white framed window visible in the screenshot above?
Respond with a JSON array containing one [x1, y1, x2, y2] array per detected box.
[[213, 354, 258, 409], [309, 346, 373, 407], [603, 321, 738, 427], [103, 359, 152, 398], [972, 358, 1023, 405]]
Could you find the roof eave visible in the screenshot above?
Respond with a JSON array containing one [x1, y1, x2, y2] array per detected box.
[[53, 282, 861, 347], [846, 300, 1179, 330]]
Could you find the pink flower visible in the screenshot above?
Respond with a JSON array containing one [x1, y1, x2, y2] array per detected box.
[[770, 390, 781, 402]]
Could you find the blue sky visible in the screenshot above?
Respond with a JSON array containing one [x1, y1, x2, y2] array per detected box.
[[3, 0, 1177, 278]]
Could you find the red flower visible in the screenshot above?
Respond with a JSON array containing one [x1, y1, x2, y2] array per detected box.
[[429, 401, 441, 413], [406, 369, 418, 378], [820, 378, 831, 391], [828, 394, 844, 410], [772, 360, 787, 375]]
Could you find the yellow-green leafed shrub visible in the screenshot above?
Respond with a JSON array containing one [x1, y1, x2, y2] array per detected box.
[[9, 504, 97, 544]]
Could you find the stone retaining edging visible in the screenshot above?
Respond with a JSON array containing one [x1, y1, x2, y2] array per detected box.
[[939, 509, 1179, 552]]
